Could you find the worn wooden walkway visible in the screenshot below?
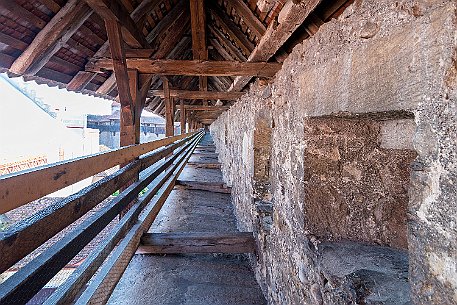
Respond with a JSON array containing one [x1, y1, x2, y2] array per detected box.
[[107, 133, 266, 305]]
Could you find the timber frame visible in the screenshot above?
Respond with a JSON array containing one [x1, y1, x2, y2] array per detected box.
[[0, 0, 353, 129]]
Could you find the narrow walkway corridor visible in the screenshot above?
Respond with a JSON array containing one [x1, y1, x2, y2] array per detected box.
[[108, 133, 266, 305]]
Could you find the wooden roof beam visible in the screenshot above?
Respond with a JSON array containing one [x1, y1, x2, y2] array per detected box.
[[146, 0, 187, 43], [68, 42, 111, 92], [209, 76, 229, 91], [227, 0, 266, 38], [154, 11, 191, 59], [69, 0, 156, 92], [185, 105, 230, 111], [84, 0, 150, 48], [229, 0, 321, 92], [208, 6, 254, 56], [209, 26, 246, 61], [103, 11, 190, 99], [149, 90, 243, 100], [130, 0, 162, 27], [87, 59, 281, 77], [9, 0, 93, 76], [210, 38, 236, 61]]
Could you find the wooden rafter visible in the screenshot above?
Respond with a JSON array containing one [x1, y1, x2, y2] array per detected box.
[[230, 0, 321, 92], [96, 73, 117, 95], [130, 0, 162, 27], [208, 6, 254, 56], [88, 0, 189, 97], [84, 0, 150, 48], [86, 59, 282, 77], [146, 0, 187, 43], [69, 0, 160, 93], [68, 42, 111, 92], [149, 89, 244, 100], [0, 1, 46, 29], [154, 10, 191, 59], [227, 0, 266, 38], [210, 38, 236, 61], [209, 76, 229, 91], [9, 0, 93, 76], [209, 26, 246, 61]]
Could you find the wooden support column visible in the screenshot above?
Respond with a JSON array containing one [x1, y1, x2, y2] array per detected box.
[[105, 20, 135, 147], [127, 69, 141, 145], [190, 0, 208, 105], [180, 100, 186, 134], [163, 78, 174, 137]]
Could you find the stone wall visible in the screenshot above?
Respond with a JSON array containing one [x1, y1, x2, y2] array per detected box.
[[211, 0, 457, 304]]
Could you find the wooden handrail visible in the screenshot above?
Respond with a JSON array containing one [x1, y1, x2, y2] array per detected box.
[[47, 133, 203, 305], [74, 132, 203, 305], [0, 134, 196, 274], [0, 131, 204, 304], [0, 132, 197, 214]]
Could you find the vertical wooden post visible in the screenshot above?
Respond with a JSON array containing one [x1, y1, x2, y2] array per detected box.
[[190, 0, 208, 106], [164, 78, 174, 137], [122, 69, 139, 146], [180, 100, 186, 134], [105, 20, 135, 147]]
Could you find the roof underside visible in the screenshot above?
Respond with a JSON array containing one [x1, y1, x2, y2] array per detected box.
[[0, 0, 352, 124]]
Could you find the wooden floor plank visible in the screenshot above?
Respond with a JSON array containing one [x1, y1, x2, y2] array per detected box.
[[137, 232, 255, 254], [175, 180, 231, 193], [187, 162, 221, 169]]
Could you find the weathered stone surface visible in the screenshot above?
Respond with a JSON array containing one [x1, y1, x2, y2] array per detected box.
[[303, 117, 416, 249], [211, 0, 457, 304]]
